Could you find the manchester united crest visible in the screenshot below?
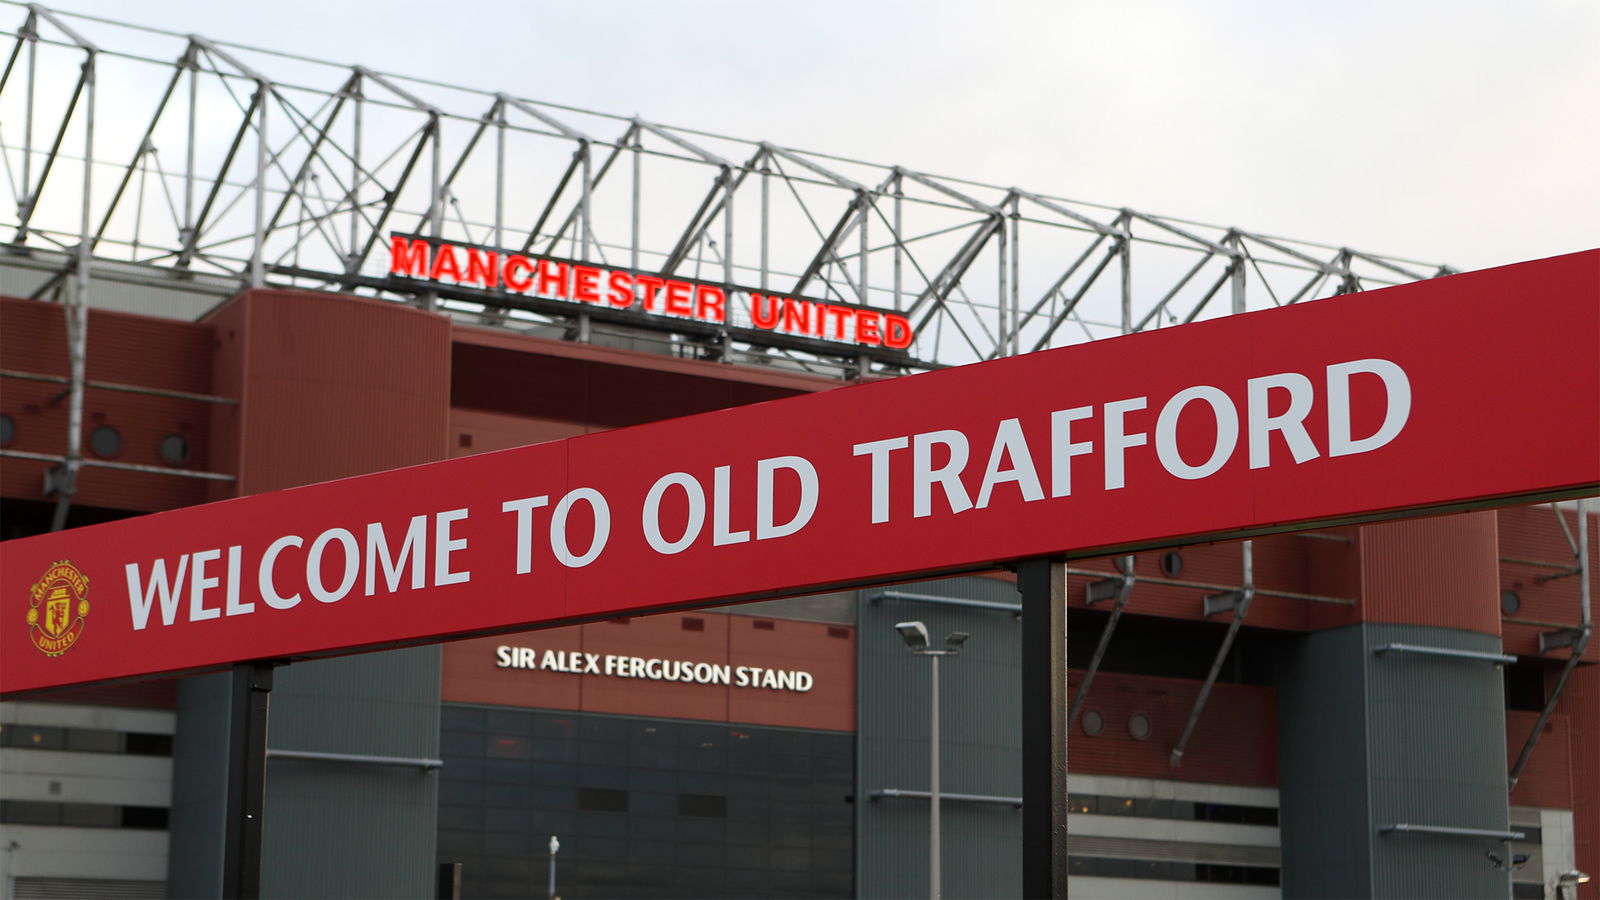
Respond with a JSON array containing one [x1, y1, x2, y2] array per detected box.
[[28, 561, 89, 657]]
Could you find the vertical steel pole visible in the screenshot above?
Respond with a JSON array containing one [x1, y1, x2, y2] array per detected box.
[[1010, 199, 1021, 355], [50, 51, 93, 533], [493, 103, 505, 253], [249, 82, 266, 289], [21, 15, 36, 208], [1119, 221, 1133, 334], [722, 165, 734, 287], [1229, 233, 1246, 315], [929, 651, 942, 900], [349, 79, 361, 270], [858, 191, 869, 305], [631, 130, 642, 276], [893, 177, 903, 311], [1018, 557, 1068, 898], [222, 661, 275, 899], [996, 214, 1008, 358], [758, 158, 769, 291], [184, 49, 196, 248], [580, 141, 593, 261]]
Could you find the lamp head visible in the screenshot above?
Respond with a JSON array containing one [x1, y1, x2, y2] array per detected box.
[[946, 632, 970, 650], [894, 621, 929, 650]]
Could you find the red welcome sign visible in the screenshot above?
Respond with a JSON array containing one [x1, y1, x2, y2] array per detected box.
[[4, 250, 1596, 696]]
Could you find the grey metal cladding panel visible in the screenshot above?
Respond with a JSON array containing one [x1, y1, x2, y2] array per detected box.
[[1363, 623, 1510, 900], [1276, 625, 1373, 899], [857, 576, 1022, 900], [261, 764, 440, 899], [167, 672, 233, 900], [268, 645, 442, 758], [261, 646, 442, 899]]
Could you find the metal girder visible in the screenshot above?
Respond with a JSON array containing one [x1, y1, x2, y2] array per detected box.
[[1170, 541, 1256, 767], [2, 3, 1456, 380], [1068, 556, 1136, 725], [1509, 499, 1591, 787]]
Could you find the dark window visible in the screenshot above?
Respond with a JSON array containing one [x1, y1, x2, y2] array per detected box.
[[124, 732, 174, 756], [1, 800, 61, 825], [577, 787, 629, 812], [678, 794, 727, 818], [1069, 793, 1277, 826], [1070, 856, 1279, 885], [681, 616, 705, 632], [61, 803, 118, 827], [66, 728, 122, 754], [827, 627, 850, 639], [753, 620, 775, 631], [4, 726, 65, 749], [1513, 883, 1546, 899]]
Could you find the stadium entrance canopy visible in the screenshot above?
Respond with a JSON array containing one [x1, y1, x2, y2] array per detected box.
[[3, 250, 1597, 897]]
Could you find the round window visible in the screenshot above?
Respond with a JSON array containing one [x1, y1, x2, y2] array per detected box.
[[89, 425, 122, 458], [1081, 709, 1104, 736], [1128, 713, 1152, 741], [1500, 590, 1521, 616], [160, 434, 191, 466], [1160, 551, 1184, 578]]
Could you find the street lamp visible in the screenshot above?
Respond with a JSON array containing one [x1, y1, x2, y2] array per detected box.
[[547, 834, 560, 900], [895, 621, 968, 900], [1555, 870, 1590, 900]]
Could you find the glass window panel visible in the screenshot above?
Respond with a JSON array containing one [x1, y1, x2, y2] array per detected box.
[[485, 709, 533, 735], [65, 729, 123, 753], [1, 800, 61, 825], [440, 706, 486, 732], [677, 793, 727, 818], [577, 787, 628, 813], [10, 726, 65, 750], [485, 735, 531, 760], [481, 832, 528, 857], [439, 778, 484, 807], [61, 803, 118, 827], [438, 804, 482, 831], [123, 732, 173, 756], [119, 806, 169, 829], [483, 807, 529, 834]]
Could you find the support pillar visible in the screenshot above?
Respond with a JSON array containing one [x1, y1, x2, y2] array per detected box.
[[222, 662, 275, 899], [1018, 558, 1068, 898]]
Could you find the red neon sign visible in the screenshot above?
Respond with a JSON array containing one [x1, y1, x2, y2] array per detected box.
[[3, 251, 1595, 696], [387, 234, 915, 349]]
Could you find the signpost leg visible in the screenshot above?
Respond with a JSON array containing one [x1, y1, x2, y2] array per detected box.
[[1018, 558, 1068, 899], [222, 662, 275, 899]]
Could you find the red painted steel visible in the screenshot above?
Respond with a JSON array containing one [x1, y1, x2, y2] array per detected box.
[[1358, 511, 1502, 634], [3, 251, 1597, 695], [204, 289, 452, 497], [0, 297, 215, 512], [1067, 670, 1278, 787]]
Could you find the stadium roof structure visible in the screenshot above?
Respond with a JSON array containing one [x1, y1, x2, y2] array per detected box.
[[1, 1, 1454, 378]]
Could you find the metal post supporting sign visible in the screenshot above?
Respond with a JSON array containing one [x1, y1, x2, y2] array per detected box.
[[1018, 558, 1068, 898], [222, 661, 277, 899]]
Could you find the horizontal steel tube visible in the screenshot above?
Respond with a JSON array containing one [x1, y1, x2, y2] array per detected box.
[[1065, 567, 1353, 606], [0, 368, 238, 404], [1, 448, 235, 481], [1373, 643, 1515, 665], [266, 748, 443, 770], [870, 788, 1022, 808], [866, 590, 1020, 614], [1381, 823, 1524, 840]]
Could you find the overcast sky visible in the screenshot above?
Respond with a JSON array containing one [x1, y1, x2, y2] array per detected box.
[[22, 0, 1600, 273]]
